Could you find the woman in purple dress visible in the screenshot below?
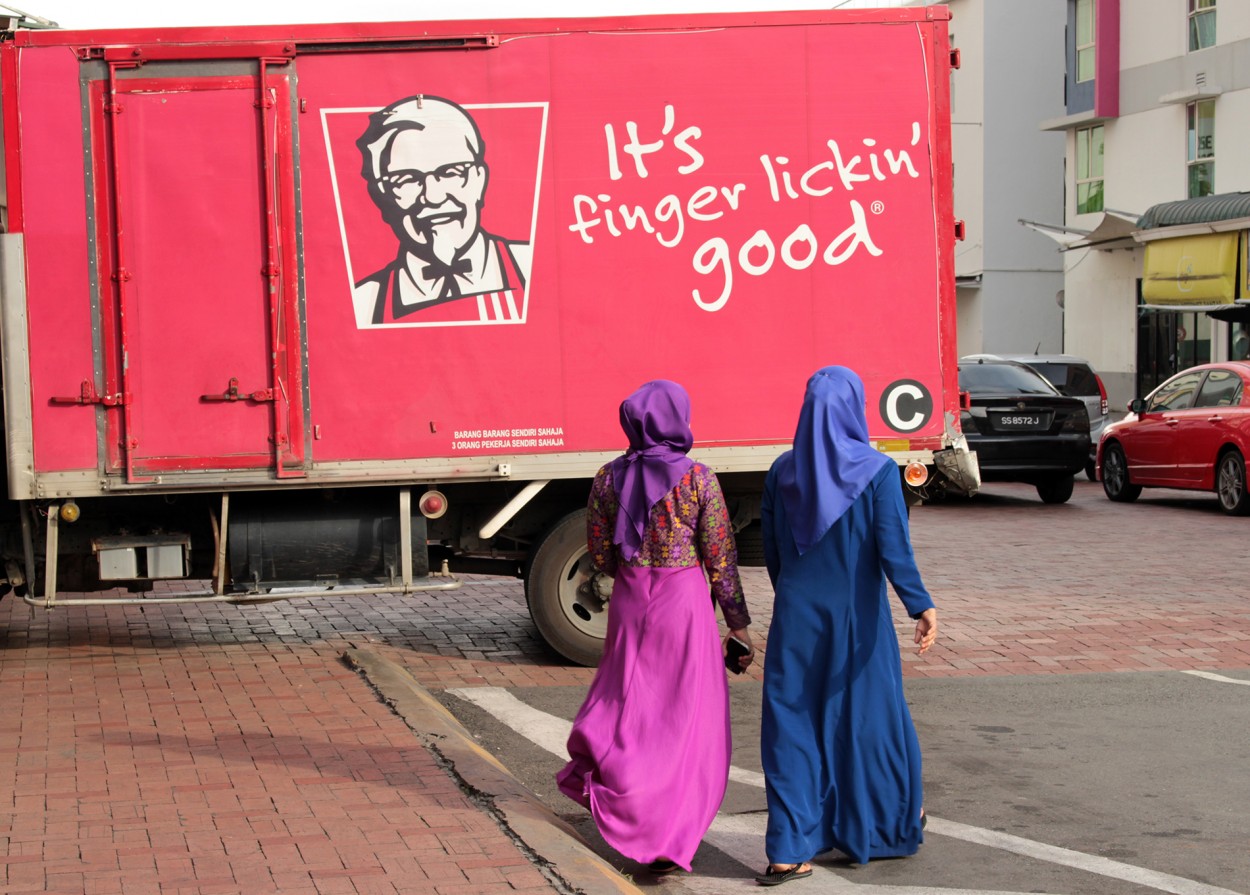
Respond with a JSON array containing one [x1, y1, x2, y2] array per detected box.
[[556, 379, 755, 874]]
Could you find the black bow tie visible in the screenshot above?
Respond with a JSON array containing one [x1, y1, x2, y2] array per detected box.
[[422, 257, 472, 300]]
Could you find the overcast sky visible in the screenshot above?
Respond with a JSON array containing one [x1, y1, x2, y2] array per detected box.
[[9, 1, 908, 31]]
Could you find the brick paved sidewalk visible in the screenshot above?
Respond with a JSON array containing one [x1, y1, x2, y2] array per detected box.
[[0, 629, 573, 895]]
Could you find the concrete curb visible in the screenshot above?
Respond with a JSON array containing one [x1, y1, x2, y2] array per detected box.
[[344, 648, 645, 895]]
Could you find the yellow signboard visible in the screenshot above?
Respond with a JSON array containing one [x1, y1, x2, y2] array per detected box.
[[1245, 230, 1250, 298], [1142, 232, 1239, 305]]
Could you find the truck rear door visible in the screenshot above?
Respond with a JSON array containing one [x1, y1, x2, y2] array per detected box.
[[90, 58, 304, 480]]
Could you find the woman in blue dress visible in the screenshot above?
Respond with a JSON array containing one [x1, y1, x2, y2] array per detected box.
[[756, 366, 938, 885]]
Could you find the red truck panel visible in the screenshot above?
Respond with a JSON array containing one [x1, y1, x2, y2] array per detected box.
[[16, 46, 100, 473], [300, 21, 951, 460], [5, 10, 957, 482]]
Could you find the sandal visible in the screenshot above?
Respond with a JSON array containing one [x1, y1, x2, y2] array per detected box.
[[648, 859, 679, 875], [755, 863, 812, 886]]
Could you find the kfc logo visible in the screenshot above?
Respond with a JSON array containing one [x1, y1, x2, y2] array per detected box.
[[326, 95, 546, 329]]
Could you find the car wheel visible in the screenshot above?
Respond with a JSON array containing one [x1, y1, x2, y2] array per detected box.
[[1215, 450, 1250, 516], [1084, 459, 1097, 482], [1036, 474, 1075, 504], [1101, 443, 1141, 503]]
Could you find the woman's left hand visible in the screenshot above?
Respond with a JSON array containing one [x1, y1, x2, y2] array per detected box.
[[726, 628, 756, 671]]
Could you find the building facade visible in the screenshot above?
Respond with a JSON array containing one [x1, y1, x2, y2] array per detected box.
[[949, 0, 1068, 358], [1043, 0, 1250, 411]]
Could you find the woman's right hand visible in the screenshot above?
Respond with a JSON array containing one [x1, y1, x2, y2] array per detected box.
[[913, 608, 937, 655]]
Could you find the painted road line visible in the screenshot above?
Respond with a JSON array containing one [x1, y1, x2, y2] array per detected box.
[[447, 686, 1246, 895], [693, 813, 1068, 895], [927, 817, 1244, 895], [449, 684, 572, 757], [1181, 670, 1250, 686], [447, 685, 768, 788]]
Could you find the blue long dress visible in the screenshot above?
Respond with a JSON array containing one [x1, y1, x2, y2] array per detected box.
[[760, 460, 934, 865]]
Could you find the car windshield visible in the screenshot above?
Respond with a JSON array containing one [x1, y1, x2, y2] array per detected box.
[[1028, 363, 1099, 397], [959, 363, 1057, 396]]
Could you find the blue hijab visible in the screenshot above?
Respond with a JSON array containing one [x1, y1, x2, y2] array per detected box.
[[776, 366, 892, 555], [607, 380, 695, 560]]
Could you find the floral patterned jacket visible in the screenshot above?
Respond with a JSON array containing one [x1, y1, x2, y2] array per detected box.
[[586, 461, 751, 631]]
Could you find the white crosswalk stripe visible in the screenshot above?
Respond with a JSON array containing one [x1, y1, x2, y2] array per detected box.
[[446, 686, 1246, 895], [1182, 670, 1250, 686]]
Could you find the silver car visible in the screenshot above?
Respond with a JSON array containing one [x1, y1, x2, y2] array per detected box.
[[964, 353, 1109, 479]]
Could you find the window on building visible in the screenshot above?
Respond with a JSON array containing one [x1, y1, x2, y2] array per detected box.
[[1076, 125, 1104, 214], [1076, 0, 1095, 81], [1137, 305, 1211, 397], [1187, 99, 1215, 198], [1189, 0, 1216, 52]]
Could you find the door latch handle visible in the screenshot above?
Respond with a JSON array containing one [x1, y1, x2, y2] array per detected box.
[[201, 377, 275, 403], [51, 380, 127, 406]]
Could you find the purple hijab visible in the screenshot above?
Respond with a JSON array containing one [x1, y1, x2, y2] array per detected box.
[[608, 380, 695, 561], [776, 366, 892, 555]]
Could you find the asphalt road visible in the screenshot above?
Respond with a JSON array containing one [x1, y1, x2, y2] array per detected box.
[[434, 479, 1250, 895]]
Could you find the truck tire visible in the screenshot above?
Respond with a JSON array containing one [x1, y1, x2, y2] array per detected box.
[[733, 521, 767, 567], [525, 509, 611, 667], [1036, 474, 1075, 504]]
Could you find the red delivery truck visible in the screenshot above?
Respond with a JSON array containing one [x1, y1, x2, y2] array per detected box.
[[0, 7, 977, 664]]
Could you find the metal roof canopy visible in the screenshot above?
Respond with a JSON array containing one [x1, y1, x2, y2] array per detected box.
[[1138, 191, 1250, 230], [1018, 209, 1138, 251], [1206, 302, 1250, 323]]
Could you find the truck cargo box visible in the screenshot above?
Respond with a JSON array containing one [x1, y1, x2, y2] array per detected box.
[[0, 7, 975, 663]]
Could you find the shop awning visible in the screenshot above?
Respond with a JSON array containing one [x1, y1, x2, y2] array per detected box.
[[1137, 192, 1250, 230], [1141, 232, 1239, 305], [1018, 209, 1138, 251], [1206, 302, 1250, 323], [1067, 210, 1139, 250]]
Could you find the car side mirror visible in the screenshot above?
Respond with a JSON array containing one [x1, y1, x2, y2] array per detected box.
[[1129, 398, 1146, 413]]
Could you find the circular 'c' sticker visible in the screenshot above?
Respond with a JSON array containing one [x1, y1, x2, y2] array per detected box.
[[879, 379, 933, 433]]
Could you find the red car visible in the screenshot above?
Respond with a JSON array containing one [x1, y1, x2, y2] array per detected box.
[[1097, 362, 1250, 514]]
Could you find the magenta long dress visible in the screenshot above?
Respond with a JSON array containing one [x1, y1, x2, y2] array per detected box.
[[556, 462, 751, 870]]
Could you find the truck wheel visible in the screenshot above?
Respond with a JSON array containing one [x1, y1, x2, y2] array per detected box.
[[1215, 450, 1250, 516], [733, 521, 766, 567], [1036, 474, 1075, 504], [1101, 443, 1141, 502], [525, 509, 611, 667]]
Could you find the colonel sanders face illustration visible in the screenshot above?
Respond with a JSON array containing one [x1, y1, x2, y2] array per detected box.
[[351, 95, 534, 327], [358, 96, 489, 266]]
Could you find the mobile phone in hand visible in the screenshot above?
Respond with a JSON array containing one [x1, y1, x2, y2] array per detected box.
[[724, 636, 751, 674]]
